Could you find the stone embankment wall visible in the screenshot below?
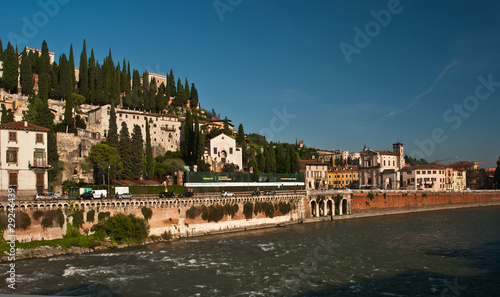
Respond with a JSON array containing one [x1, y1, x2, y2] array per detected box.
[[350, 191, 500, 213], [3, 195, 302, 242]]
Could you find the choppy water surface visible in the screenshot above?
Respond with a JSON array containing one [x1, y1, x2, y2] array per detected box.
[[1, 206, 499, 296]]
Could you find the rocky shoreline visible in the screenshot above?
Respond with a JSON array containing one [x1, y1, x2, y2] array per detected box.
[[3, 201, 500, 262]]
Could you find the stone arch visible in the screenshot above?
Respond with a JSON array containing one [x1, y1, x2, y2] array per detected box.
[[326, 199, 334, 216], [310, 199, 319, 217], [340, 198, 349, 215]]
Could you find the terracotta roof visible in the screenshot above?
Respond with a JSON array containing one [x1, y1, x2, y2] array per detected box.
[[299, 160, 328, 166], [0, 121, 49, 132], [401, 164, 449, 171], [376, 150, 398, 156], [113, 180, 162, 185]]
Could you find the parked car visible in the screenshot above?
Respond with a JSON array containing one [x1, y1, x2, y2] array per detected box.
[[263, 190, 276, 195], [251, 190, 261, 196], [48, 192, 62, 200], [178, 191, 194, 198], [34, 193, 54, 201], [221, 191, 235, 197], [116, 193, 133, 199], [78, 191, 95, 200], [159, 191, 175, 198]]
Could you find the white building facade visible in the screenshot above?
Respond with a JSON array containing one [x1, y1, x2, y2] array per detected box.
[[0, 121, 50, 197], [87, 105, 182, 156], [203, 133, 243, 172], [299, 160, 329, 190], [358, 142, 405, 189]]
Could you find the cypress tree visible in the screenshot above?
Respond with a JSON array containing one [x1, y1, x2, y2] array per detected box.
[[95, 63, 106, 105], [257, 149, 265, 173], [156, 83, 167, 112], [175, 78, 185, 106], [193, 112, 200, 163], [132, 69, 142, 109], [147, 77, 157, 112], [63, 87, 73, 128], [237, 124, 247, 169], [184, 78, 190, 100], [48, 62, 59, 99], [120, 58, 128, 92], [142, 71, 149, 110], [3, 42, 19, 93], [190, 83, 199, 108], [183, 110, 193, 164], [107, 103, 118, 148], [145, 118, 154, 179], [78, 39, 89, 101], [20, 50, 34, 95], [68, 44, 75, 91], [88, 49, 96, 104], [167, 69, 176, 97], [0, 37, 3, 59], [223, 117, 232, 135], [58, 54, 73, 100], [131, 124, 144, 179], [36, 41, 50, 100], [118, 122, 134, 179], [275, 144, 288, 173]]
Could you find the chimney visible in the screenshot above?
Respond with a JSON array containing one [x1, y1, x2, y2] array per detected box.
[[23, 121, 28, 127]]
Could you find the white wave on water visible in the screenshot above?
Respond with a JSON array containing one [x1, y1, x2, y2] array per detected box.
[[62, 266, 114, 277], [258, 243, 275, 251]]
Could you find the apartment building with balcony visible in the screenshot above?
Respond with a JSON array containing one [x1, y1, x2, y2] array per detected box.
[[400, 164, 467, 191], [0, 121, 50, 197]]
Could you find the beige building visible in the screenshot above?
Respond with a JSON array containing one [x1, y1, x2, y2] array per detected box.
[[358, 142, 405, 189], [400, 164, 467, 191], [87, 104, 181, 156], [299, 160, 329, 190], [203, 133, 243, 172], [0, 121, 50, 197]]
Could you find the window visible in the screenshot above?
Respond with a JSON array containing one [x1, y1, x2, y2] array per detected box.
[[416, 171, 420, 174], [36, 133, 44, 144], [433, 171, 437, 174], [214, 147, 217, 154], [34, 150, 45, 166], [229, 148, 233, 154], [9, 132, 17, 142], [428, 171, 432, 174], [119, 114, 122, 118], [9, 172, 18, 187], [6, 149, 18, 163]]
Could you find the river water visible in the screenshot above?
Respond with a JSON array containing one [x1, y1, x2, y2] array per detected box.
[[1, 206, 500, 296]]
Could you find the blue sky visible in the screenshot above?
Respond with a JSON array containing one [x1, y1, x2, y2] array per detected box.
[[1, 0, 500, 167]]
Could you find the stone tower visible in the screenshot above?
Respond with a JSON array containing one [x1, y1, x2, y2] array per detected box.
[[393, 142, 405, 169]]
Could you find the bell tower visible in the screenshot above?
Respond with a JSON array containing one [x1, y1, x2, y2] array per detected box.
[[393, 142, 405, 168]]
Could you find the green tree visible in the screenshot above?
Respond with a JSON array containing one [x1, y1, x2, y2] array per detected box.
[[107, 104, 118, 148], [58, 54, 73, 100], [184, 78, 190, 100], [20, 50, 34, 95], [257, 149, 265, 173], [68, 44, 76, 92], [118, 122, 134, 180], [78, 39, 89, 100], [183, 110, 194, 164], [1, 105, 14, 124], [223, 117, 232, 135], [88, 49, 96, 104], [86, 143, 122, 185], [275, 144, 289, 173], [494, 156, 500, 188], [167, 69, 176, 98], [145, 118, 154, 179], [131, 124, 144, 179], [237, 124, 247, 168], [2, 42, 19, 93], [37, 40, 51, 100], [190, 83, 199, 108]]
